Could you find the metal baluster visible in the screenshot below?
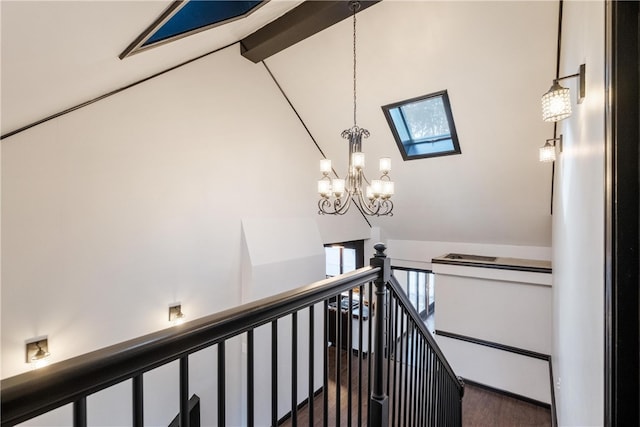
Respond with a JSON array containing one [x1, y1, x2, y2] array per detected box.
[[248, 330, 255, 427], [357, 284, 364, 427], [435, 361, 441, 427], [402, 314, 410, 427], [367, 280, 373, 421], [291, 312, 298, 426], [218, 341, 226, 427], [386, 288, 393, 398], [414, 329, 420, 426], [408, 323, 415, 427], [73, 397, 87, 427], [335, 293, 342, 427], [272, 320, 278, 427], [180, 356, 189, 427], [397, 310, 405, 427], [429, 350, 436, 427], [132, 374, 143, 427], [308, 305, 314, 427], [419, 339, 426, 427], [323, 300, 329, 427], [391, 294, 400, 427], [347, 289, 353, 427]]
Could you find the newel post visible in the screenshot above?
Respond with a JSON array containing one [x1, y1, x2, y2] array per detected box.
[[369, 243, 390, 427]]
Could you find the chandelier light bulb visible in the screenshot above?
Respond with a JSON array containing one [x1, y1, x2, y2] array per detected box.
[[318, 180, 331, 196], [366, 185, 374, 200], [379, 157, 391, 174], [332, 179, 346, 197], [320, 159, 332, 174], [382, 181, 395, 197], [371, 180, 383, 197], [352, 152, 365, 169]]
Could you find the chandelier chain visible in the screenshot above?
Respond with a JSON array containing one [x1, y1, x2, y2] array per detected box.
[[352, 1, 358, 127]]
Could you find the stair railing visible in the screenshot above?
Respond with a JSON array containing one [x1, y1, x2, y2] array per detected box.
[[1, 244, 463, 427]]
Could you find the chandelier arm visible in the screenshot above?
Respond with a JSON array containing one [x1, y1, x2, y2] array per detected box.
[[333, 193, 353, 215], [356, 190, 381, 216]]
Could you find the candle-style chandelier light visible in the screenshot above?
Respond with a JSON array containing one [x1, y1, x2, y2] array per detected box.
[[317, 0, 394, 217]]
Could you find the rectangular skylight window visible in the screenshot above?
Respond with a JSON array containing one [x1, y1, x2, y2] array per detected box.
[[143, 1, 263, 47], [120, 0, 265, 58], [382, 90, 461, 160]]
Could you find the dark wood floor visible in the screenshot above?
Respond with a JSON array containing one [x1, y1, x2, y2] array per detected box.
[[281, 346, 551, 426], [462, 384, 551, 427]]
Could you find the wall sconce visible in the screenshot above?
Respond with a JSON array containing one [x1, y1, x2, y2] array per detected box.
[[168, 303, 185, 325], [539, 135, 563, 162], [26, 338, 50, 368], [541, 64, 586, 122]]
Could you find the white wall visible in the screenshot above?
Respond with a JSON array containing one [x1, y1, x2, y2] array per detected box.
[[387, 239, 551, 271], [433, 263, 552, 403], [241, 217, 326, 425], [551, 1, 605, 426], [1, 44, 368, 425]]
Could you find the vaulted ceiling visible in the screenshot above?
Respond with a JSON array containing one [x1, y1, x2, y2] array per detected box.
[[1, 0, 558, 247]]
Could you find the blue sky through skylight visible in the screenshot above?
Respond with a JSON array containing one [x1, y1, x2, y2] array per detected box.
[[143, 1, 263, 47]]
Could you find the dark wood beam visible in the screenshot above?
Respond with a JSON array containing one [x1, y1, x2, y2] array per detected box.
[[240, 0, 380, 63]]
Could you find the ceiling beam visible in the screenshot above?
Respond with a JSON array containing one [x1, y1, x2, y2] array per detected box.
[[240, 0, 380, 63]]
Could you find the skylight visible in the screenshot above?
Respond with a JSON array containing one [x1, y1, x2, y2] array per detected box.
[[121, 0, 265, 58], [382, 90, 461, 160]]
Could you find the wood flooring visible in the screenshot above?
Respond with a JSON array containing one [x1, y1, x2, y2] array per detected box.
[[280, 346, 551, 427]]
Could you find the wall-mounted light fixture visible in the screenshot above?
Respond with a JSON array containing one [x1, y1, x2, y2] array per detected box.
[[539, 135, 563, 163], [26, 338, 50, 368], [541, 64, 586, 122], [169, 303, 185, 325]]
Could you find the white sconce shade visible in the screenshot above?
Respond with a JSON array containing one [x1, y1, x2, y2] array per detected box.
[[320, 159, 332, 174], [332, 179, 345, 196], [539, 143, 556, 162], [318, 180, 331, 196], [352, 152, 365, 169], [379, 157, 391, 174]]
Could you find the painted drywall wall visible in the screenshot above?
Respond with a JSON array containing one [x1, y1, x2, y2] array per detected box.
[[241, 218, 326, 424], [0, 44, 368, 425], [551, 1, 605, 425], [433, 263, 552, 403], [266, 0, 558, 247], [387, 239, 551, 270], [388, 238, 552, 402]]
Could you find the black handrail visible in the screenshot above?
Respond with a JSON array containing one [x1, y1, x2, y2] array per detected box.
[[1, 267, 380, 427], [2, 244, 465, 427]]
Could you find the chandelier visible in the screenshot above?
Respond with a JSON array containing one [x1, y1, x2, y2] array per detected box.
[[317, 0, 394, 217]]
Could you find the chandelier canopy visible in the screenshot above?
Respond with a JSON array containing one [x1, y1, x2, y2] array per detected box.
[[317, 1, 394, 217]]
